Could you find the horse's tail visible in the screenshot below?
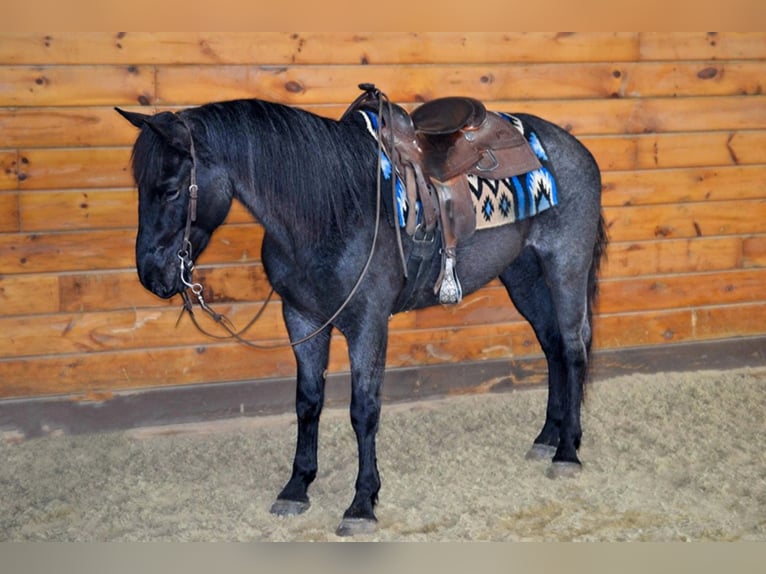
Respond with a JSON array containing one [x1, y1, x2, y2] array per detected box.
[[586, 210, 609, 358]]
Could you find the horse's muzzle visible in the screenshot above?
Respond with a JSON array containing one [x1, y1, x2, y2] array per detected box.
[[136, 251, 184, 299]]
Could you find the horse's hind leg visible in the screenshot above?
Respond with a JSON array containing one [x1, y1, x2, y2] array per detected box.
[[501, 249, 566, 458], [270, 305, 332, 516], [501, 246, 591, 476]]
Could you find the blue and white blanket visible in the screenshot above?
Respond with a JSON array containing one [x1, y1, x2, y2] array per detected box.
[[360, 110, 559, 230]]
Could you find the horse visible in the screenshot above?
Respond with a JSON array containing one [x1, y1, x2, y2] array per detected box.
[[117, 91, 606, 537]]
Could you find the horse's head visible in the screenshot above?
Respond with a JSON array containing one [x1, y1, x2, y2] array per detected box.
[[117, 108, 233, 299]]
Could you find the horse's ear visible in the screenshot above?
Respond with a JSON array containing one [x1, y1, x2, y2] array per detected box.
[[143, 112, 191, 154], [115, 107, 152, 128], [115, 108, 190, 155]]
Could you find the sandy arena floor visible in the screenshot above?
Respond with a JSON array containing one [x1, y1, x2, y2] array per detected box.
[[1, 367, 764, 541]]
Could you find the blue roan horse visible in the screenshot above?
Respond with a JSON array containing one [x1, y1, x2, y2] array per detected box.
[[117, 92, 606, 536]]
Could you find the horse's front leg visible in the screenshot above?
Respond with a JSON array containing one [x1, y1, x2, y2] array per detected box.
[[335, 316, 389, 537], [270, 305, 332, 517]]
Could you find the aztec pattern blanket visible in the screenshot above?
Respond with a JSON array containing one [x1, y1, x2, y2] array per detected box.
[[360, 110, 559, 231]]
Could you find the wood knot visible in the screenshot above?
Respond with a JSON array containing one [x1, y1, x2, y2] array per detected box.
[[697, 67, 718, 80], [284, 81, 304, 94]]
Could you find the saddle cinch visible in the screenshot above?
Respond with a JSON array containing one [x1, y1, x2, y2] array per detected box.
[[345, 84, 541, 304]]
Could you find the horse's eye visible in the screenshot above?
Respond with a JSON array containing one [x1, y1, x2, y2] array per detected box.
[[164, 188, 181, 202]]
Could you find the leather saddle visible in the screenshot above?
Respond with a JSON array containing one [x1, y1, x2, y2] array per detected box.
[[344, 84, 541, 304]]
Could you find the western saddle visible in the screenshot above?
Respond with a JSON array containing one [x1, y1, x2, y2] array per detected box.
[[344, 84, 541, 304]]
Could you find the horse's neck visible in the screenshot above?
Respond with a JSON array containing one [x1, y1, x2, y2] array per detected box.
[[214, 108, 371, 250]]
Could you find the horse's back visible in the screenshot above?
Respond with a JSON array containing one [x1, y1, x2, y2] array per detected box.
[[512, 113, 601, 197]]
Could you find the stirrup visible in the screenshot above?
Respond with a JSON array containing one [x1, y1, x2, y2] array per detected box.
[[438, 253, 463, 304]]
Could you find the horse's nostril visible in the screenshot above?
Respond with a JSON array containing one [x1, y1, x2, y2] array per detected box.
[[137, 266, 176, 299]]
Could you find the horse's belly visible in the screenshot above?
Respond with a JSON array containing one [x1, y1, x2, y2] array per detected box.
[[398, 223, 527, 312]]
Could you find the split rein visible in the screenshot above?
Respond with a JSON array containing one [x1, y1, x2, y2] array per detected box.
[[174, 90, 393, 349]]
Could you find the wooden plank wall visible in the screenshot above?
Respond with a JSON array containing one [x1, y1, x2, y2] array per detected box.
[[1, 32, 765, 400]]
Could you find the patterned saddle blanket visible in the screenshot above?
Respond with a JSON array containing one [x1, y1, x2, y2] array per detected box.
[[363, 112, 559, 231]]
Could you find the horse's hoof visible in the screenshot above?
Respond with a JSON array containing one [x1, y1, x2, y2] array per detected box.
[[270, 499, 310, 516], [545, 461, 582, 479], [335, 517, 378, 537], [525, 443, 557, 461]]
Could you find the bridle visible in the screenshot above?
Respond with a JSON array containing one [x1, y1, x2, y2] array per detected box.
[[173, 86, 396, 349]]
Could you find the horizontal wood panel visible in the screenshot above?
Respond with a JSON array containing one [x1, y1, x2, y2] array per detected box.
[[0, 229, 137, 274], [601, 166, 766, 207], [621, 96, 766, 133], [586, 131, 766, 172], [0, 344, 300, 398], [601, 236, 747, 278], [0, 33, 640, 66], [155, 64, 621, 106], [0, 32, 754, 67], [0, 66, 155, 107], [0, 225, 265, 274], [20, 189, 138, 231], [0, 274, 60, 315], [604, 199, 766, 242], [626, 131, 766, 170], [639, 32, 766, 61], [597, 302, 766, 348], [620, 61, 766, 98], [594, 309, 693, 348], [0, 303, 290, 358], [743, 236, 766, 267], [598, 269, 766, 314], [693, 302, 766, 340], [17, 148, 132, 190], [0, 268, 180, 316], [54, 263, 274, 314], [487, 96, 766, 136], [0, 152, 18, 190], [0, 192, 19, 232], [0, 107, 142, 148], [156, 63, 766, 107]]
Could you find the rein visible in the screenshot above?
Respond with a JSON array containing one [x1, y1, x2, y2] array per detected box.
[[174, 89, 391, 349]]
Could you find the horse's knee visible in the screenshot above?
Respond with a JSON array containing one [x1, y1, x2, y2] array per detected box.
[[295, 381, 324, 421], [350, 396, 381, 435]]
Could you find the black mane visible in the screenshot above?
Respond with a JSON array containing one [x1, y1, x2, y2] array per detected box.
[[182, 99, 378, 240]]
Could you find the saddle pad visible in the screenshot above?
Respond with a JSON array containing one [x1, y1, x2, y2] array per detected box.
[[359, 110, 558, 230], [469, 113, 559, 230]]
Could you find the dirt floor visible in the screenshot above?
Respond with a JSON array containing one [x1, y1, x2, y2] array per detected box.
[[1, 366, 765, 541]]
